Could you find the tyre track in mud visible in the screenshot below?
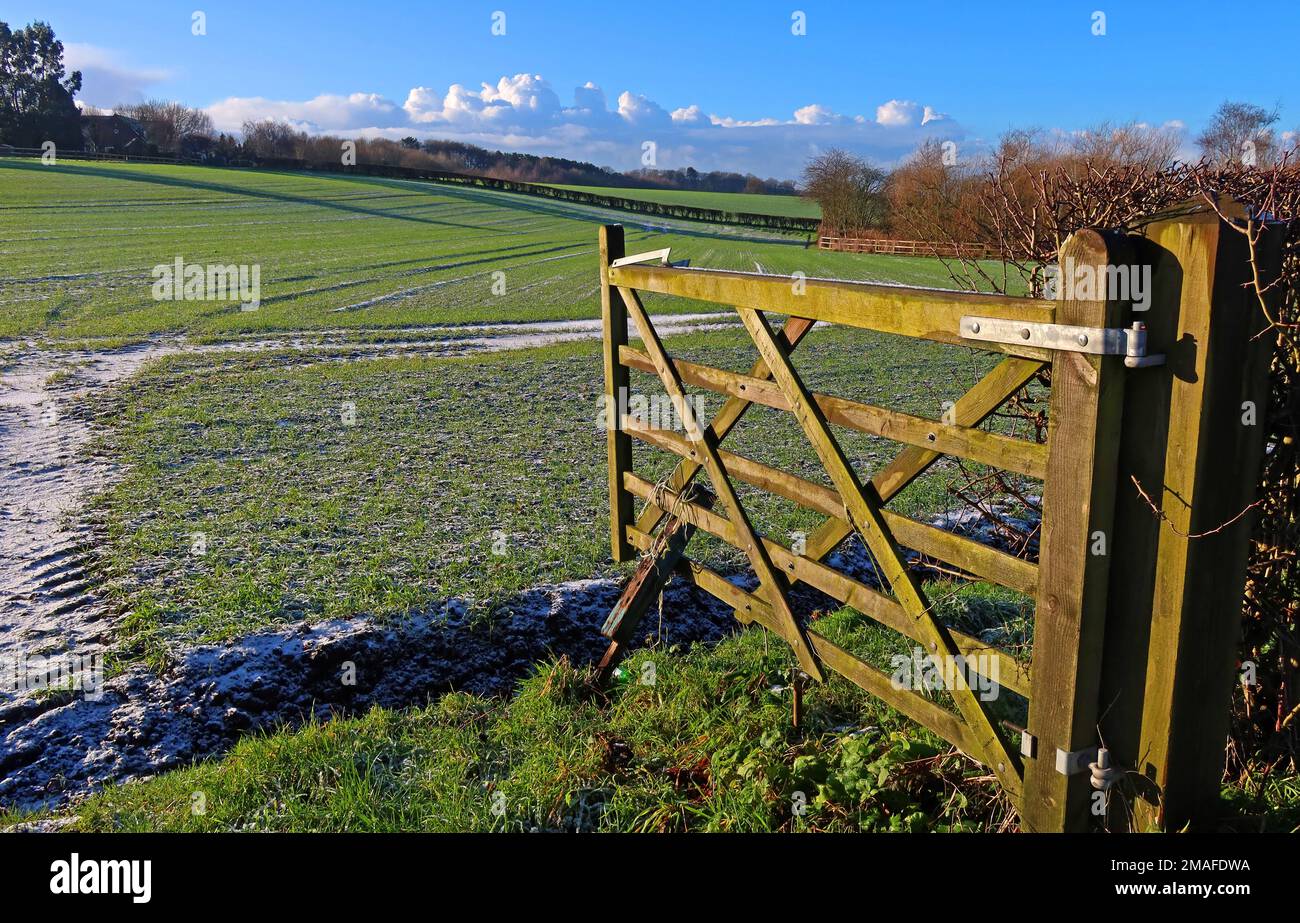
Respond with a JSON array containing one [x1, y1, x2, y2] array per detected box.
[[0, 313, 742, 811]]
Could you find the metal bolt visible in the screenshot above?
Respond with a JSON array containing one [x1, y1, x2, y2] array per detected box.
[[1020, 328, 1032, 340], [1077, 333, 1089, 347], [969, 321, 981, 334]]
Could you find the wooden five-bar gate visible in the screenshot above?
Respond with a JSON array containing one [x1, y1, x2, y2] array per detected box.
[[595, 200, 1282, 833]]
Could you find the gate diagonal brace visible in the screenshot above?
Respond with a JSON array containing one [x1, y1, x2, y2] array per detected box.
[[635, 315, 817, 539], [736, 305, 1023, 793], [597, 489, 714, 683], [960, 316, 1165, 368], [618, 285, 825, 681], [798, 355, 1044, 568]]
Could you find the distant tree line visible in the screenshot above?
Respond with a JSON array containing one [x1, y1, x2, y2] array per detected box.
[[235, 121, 799, 196], [811, 103, 1299, 242]]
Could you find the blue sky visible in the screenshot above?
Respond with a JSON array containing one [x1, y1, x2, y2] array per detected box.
[[12, 0, 1300, 177]]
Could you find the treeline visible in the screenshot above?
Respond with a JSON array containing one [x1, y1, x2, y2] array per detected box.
[[99, 108, 800, 198], [237, 122, 799, 196], [8, 19, 1299, 240], [0, 21, 81, 148], [235, 154, 817, 230], [811, 104, 1299, 245]]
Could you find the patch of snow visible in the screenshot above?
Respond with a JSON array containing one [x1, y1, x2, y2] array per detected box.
[[0, 577, 738, 811]]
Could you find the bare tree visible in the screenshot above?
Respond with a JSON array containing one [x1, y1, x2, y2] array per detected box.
[[801, 148, 887, 234], [240, 118, 300, 158], [117, 98, 213, 153], [1197, 101, 1281, 167], [1069, 120, 1183, 171], [887, 139, 986, 246]]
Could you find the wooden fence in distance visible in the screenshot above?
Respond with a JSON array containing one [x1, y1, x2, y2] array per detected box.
[[818, 234, 995, 260]]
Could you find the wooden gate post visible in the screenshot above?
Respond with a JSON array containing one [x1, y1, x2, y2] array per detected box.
[[600, 225, 635, 562], [1100, 202, 1281, 831], [1020, 230, 1130, 832]]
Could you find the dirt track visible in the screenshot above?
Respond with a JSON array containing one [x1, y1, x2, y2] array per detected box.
[[0, 314, 741, 809]]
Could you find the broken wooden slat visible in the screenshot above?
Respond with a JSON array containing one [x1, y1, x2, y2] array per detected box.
[[596, 489, 714, 682]]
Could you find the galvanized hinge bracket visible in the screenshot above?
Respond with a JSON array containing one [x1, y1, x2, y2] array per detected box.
[[960, 317, 1166, 368], [1055, 745, 1099, 776]]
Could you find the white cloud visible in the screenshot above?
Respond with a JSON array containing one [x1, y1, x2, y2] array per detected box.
[[875, 99, 920, 126], [483, 74, 561, 115], [63, 43, 170, 108], [207, 92, 406, 133], [203, 74, 963, 177], [402, 86, 449, 123], [922, 106, 949, 125], [616, 90, 671, 127], [709, 114, 781, 128], [793, 104, 838, 126]]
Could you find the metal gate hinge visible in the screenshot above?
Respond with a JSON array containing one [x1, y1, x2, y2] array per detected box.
[[1055, 745, 1099, 776], [960, 317, 1166, 368]]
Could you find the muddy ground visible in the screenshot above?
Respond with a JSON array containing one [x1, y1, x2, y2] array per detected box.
[[0, 315, 747, 812]]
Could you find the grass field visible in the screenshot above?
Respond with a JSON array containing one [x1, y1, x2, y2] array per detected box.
[[3, 159, 1064, 831], [52, 622, 1010, 832], [88, 327, 1033, 662], [0, 159, 993, 342], [546, 184, 822, 220]]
